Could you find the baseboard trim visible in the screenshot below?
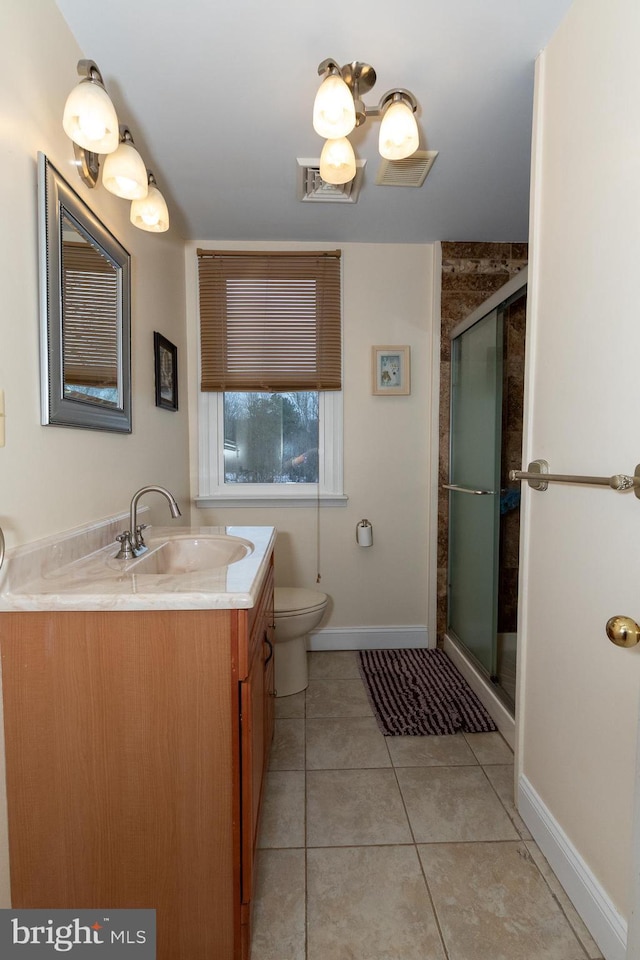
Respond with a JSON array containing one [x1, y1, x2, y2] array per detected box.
[[308, 625, 429, 652], [518, 774, 627, 960], [442, 634, 515, 750]]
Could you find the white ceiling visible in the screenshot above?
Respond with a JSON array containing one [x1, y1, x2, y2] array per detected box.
[[54, 0, 573, 244]]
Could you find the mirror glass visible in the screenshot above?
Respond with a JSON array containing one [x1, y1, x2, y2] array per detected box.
[[38, 153, 131, 432]]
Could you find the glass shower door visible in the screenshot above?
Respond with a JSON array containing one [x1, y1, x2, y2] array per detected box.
[[447, 308, 503, 678]]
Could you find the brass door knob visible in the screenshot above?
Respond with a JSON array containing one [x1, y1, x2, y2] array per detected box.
[[606, 616, 640, 648]]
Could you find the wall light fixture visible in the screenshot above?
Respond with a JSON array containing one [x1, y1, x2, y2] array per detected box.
[[62, 59, 169, 232], [62, 59, 119, 157], [130, 172, 169, 233], [313, 59, 420, 184], [102, 126, 149, 200]]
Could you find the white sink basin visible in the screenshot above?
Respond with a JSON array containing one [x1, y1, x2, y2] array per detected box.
[[130, 534, 253, 575]]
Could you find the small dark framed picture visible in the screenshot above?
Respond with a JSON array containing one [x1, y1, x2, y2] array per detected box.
[[154, 332, 178, 410]]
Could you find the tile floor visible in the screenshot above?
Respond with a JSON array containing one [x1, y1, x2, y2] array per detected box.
[[250, 651, 603, 960]]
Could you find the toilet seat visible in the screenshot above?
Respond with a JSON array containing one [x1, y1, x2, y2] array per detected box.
[[274, 587, 327, 617]]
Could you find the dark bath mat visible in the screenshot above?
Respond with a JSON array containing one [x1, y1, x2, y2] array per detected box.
[[358, 648, 497, 736]]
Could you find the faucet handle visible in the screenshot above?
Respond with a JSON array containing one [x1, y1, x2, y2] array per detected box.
[[135, 523, 149, 548], [115, 530, 135, 560]]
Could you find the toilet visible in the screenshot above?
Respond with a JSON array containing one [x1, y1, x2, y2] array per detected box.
[[273, 587, 328, 697]]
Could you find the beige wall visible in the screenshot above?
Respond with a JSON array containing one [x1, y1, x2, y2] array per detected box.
[[0, 0, 190, 904], [186, 241, 436, 630], [519, 0, 640, 926], [0, 0, 190, 550]]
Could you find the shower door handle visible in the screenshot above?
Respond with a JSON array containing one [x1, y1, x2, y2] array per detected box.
[[442, 484, 497, 496]]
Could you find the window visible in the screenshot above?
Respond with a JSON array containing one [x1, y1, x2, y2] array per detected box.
[[196, 250, 345, 505], [224, 391, 319, 484]]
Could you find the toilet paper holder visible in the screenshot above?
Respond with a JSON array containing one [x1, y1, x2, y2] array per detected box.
[[356, 519, 373, 547]]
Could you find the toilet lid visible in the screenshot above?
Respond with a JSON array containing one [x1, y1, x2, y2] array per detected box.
[[274, 587, 328, 615]]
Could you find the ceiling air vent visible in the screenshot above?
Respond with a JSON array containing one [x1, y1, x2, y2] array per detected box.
[[296, 158, 366, 203], [376, 150, 438, 187]]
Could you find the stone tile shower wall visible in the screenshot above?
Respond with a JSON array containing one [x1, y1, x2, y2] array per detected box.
[[438, 242, 527, 644], [498, 291, 527, 635]]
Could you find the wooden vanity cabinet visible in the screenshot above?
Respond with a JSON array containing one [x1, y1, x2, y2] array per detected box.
[[0, 555, 275, 960], [238, 559, 276, 931]]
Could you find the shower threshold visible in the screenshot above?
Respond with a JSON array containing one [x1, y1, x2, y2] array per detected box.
[[442, 632, 515, 749]]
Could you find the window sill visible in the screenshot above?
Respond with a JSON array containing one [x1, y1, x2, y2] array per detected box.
[[195, 493, 349, 509]]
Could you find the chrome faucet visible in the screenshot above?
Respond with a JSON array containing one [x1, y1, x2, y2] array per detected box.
[[115, 485, 182, 559], [130, 485, 181, 553]]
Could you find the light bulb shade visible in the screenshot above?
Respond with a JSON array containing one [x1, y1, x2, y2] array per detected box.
[[62, 79, 119, 154], [102, 141, 149, 199], [130, 183, 169, 232], [313, 74, 356, 139], [320, 137, 356, 185], [378, 99, 419, 160]]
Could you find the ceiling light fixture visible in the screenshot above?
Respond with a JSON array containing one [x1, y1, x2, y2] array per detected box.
[[313, 67, 356, 139], [320, 137, 357, 185], [378, 91, 420, 161], [102, 126, 149, 200], [313, 59, 420, 185], [130, 172, 170, 233]]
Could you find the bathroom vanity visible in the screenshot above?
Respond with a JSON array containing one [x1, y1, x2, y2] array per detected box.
[[0, 523, 276, 960]]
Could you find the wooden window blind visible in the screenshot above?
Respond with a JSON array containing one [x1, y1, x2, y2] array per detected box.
[[62, 241, 119, 387], [197, 249, 342, 391]]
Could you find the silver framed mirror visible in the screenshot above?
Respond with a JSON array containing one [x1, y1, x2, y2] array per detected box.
[[38, 152, 132, 432]]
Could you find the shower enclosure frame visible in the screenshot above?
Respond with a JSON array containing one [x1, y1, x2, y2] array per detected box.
[[443, 268, 528, 741]]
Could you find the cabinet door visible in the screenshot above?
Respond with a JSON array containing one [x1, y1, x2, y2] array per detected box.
[[263, 634, 275, 754], [240, 641, 265, 906], [238, 556, 274, 927], [263, 584, 275, 753], [1, 610, 236, 960]]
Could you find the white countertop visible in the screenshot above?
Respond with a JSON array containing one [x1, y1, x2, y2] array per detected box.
[[0, 525, 276, 612]]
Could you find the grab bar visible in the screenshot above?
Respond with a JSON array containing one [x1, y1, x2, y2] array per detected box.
[[442, 484, 497, 496], [0, 525, 4, 571], [509, 459, 640, 498]]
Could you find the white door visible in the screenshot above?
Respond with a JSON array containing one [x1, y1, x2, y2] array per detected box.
[[628, 725, 640, 956], [518, 3, 640, 958]]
